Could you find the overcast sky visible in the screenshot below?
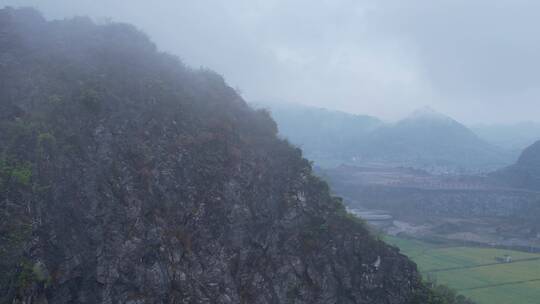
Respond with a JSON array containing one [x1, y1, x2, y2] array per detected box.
[[2, 0, 540, 123]]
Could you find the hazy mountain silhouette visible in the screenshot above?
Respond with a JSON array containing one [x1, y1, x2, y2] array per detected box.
[[255, 102, 382, 167], [493, 140, 540, 190], [471, 122, 540, 151], [262, 103, 512, 172]]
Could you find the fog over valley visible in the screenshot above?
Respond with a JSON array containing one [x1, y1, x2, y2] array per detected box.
[[1, 2, 540, 304], [3, 0, 540, 123]]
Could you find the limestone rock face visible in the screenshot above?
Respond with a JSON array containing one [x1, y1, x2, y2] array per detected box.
[[0, 8, 425, 304]]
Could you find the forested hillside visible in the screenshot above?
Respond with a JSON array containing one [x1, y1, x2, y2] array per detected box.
[[0, 7, 463, 304]]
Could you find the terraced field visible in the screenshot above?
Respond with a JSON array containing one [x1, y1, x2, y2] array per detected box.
[[385, 236, 540, 304]]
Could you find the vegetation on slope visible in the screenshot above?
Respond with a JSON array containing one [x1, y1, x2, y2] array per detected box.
[[388, 236, 540, 304], [0, 7, 440, 303], [0, 7, 483, 304]]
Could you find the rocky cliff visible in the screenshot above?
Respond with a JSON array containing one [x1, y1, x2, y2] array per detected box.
[[0, 8, 428, 304]]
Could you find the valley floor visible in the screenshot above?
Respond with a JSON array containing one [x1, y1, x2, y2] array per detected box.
[[385, 236, 540, 304]]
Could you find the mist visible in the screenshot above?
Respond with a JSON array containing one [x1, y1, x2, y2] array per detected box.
[[3, 5, 540, 304], [3, 0, 540, 124]]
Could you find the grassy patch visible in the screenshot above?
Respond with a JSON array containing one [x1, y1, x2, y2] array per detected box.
[[386, 236, 540, 304]]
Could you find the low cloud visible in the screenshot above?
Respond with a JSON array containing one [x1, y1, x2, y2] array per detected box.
[[2, 0, 539, 123]]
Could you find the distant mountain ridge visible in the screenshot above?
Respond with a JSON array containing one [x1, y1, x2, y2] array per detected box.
[[362, 107, 509, 172], [258, 102, 514, 172], [471, 122, 540, 151], [405, 106, 455, 122], [494, 140, 540, 190], [254, 102, 383, 167]]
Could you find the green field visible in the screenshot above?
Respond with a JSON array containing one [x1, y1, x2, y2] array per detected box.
[[385, 236, 540, 304]]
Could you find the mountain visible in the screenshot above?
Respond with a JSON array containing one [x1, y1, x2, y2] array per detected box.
[[471, 122, 540, 151], [493, 140, 540, 190], [263, 103, 512, 172], [362, 107, 511, 172], [254, 102, 382, 167], [0, 8, 440, 304]]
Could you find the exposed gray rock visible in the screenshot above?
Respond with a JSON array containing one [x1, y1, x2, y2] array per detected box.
[[0, 7, 427, 304]]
